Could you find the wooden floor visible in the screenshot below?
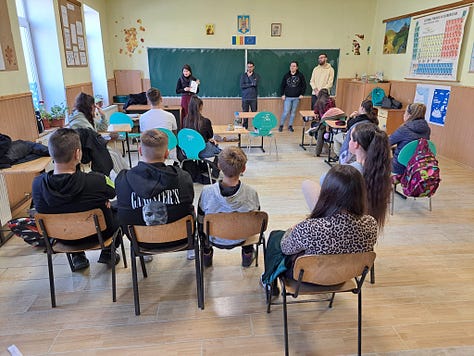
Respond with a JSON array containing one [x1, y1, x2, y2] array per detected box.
[[1, 129, 474, 355]]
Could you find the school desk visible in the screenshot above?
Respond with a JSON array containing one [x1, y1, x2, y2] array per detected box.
[[213, 125, 249, 148], [324, 120, 347, 167], [299, 110, 318, 150], [125, 105, 182, 130]]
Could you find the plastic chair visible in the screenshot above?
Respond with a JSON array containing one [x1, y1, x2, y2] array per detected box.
[[391, 139, 437, 215], [177, 128, 213, 184], [371, 87, 385, 106], [268, 252, 376, 356], [126, 215, 203, 315], [36, 208, 127, 308], [110, 112, 141, 165], [157, 128, 178, 150], [248, 111, 278, 159]]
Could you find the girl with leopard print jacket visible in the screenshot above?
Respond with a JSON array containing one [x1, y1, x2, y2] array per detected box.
[[282, 164, 378, 257]]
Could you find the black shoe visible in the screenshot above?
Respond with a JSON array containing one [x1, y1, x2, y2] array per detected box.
[[98, 249, 121, 266], [288, 126, 294, 132], [71, 252, 90, 271], [241, 247, 256, 267], [203, 247, 213, 267], [278, 125, 283, 132]]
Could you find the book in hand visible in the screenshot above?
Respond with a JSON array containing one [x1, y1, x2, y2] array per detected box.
[[190, 80, 199, 93]]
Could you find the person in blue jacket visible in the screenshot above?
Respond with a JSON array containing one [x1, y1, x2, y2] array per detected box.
[[389, 103, 431, 175]]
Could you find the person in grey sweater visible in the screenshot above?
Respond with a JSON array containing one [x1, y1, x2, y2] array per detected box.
[[198, 146, 260, 267]]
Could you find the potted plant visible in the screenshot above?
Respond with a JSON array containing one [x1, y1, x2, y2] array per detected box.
[[39, 107, 52, 129], [49, 103, 68, 127]]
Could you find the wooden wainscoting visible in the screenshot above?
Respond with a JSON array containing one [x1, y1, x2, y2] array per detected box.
[[107, 78, 116, 105], [0, 92, 38, 141], [389, 80, 474, 169], [161, 97, 312, 125], [65, 82, 93, 113]]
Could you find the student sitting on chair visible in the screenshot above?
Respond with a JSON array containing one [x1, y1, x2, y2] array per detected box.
[[389, 103, 431, 175], [115, 129, 195, 258], [198, 146, 260, 267], [262, 165, 378, 294], [32, 128, 120, 271], [139, 87, 177, 134]]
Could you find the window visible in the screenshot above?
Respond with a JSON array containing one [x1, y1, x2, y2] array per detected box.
[[16, 0, 42, 109]]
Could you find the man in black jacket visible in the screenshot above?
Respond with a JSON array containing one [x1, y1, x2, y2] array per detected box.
[[115, 129, 194, 254], [278, 61, 307, 132], [32, 128, 119, 271]]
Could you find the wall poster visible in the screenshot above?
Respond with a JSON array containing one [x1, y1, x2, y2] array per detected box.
[[0, 0, 18, 71], [58, 0, 88, 67], [414, 83, 451, 126], [407, 6, 469, 81]]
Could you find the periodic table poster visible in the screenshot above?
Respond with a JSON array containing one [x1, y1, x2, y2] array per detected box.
[[407, 6, 469, 81]]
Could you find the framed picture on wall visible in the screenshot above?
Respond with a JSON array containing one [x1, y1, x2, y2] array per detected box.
[[271, 23, 281, 37]]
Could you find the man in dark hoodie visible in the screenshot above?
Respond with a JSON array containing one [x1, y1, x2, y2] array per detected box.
[[278, 61, 306, 132], [115, 129, 194, 253], [32, 128, 119, 271]]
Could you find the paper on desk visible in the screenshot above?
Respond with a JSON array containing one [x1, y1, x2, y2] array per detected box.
[[190, 80, 199, 93]]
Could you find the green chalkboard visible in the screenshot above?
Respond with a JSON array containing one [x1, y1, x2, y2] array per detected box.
[[148, 48, 245, 97], [248, 49, 339, 97]]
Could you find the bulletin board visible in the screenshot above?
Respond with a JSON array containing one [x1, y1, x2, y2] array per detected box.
[[0, 0, 18, 71], [58, 0, 88, 67], [407, 6, 469, 81]]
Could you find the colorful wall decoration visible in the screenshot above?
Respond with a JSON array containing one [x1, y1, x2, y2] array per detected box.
[[115, 18, 146, 57], [407, 6, 469, 81], [383, 17, 410, 54]]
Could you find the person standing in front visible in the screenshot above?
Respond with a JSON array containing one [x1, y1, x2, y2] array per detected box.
[[279, 61, 306, 132], [309, 53, 335, 110], [240, 61, 260, 129], [176, 64, 200, 126]]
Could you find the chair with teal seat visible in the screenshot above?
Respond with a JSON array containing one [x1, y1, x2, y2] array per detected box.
[[177, 128, 213, 184], [247, 111, 278, 159], [391, 139, 437, 215], [110, 112, 141, 167], [157, 128, 178, 150]]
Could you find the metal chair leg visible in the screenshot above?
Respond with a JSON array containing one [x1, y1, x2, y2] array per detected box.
[[370, 264, 375, 284], [328, 292, 336, 308], [66, 253, 75, 272], [140, 256, 147, 278], [358, 290, 362, 356], [282, 280, 289, 356], [131, 250, 141, 316], [429, 196, 432, 211], [47, 253, 56, 308], [111, 247, 117, 302], [120, 236, 128, 268]]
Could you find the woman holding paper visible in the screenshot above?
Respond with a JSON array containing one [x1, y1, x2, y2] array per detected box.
[[176, 64, 200, 124]]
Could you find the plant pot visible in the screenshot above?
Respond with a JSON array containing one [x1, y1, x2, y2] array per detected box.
[[50, 118, 65, 127], [42, 118, 51, 129]]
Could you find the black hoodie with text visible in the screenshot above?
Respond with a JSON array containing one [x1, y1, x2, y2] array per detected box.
[[115, 161, 194, 227]]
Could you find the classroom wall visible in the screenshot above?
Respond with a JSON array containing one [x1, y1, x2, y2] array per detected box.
[[0, 0, 29, 96], [105, 0, 377, 80], [370, 0, 474, 87]]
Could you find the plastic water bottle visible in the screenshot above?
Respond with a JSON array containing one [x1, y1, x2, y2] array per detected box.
[[234, 111, 242, 127]]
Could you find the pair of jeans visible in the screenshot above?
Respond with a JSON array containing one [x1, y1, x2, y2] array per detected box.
[[280, 97, 300, 127]]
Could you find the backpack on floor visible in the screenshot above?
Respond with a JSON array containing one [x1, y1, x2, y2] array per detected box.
[[7, 217, 44, 247], [400, 138, 440, 197]]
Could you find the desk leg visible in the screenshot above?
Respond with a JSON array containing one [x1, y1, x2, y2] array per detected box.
[[300, 121, 307, 150], [125, 132, 132, 168], [324, 129, 338, 167], [238, 134, 241, 148]]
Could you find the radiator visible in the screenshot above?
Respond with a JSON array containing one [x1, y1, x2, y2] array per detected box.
[[0, 175, 12, 226]]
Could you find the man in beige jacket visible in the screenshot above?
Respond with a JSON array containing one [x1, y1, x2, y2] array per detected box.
[[310, 53, 335, 109]]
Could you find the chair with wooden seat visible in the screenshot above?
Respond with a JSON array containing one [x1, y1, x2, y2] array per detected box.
[[126, 214, 203, 315], [391, 139, 438, 215], [267, 252, 376, 356], [36, 208, 127, 308], [202, 211, 268, 305]]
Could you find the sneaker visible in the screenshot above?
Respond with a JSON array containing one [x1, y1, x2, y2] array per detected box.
[[203, 247, 213, 267], [241, 247, 256, 267], [187, 249, 195, 260], [98, 249, 121, 266], [288, 126, 294, 132], [71, 252, 90, 271], [143, 255, 153, 262], [278, 125, 283, 132]]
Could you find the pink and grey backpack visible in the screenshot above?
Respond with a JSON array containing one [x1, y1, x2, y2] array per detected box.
[[400, 138, 440, 197]]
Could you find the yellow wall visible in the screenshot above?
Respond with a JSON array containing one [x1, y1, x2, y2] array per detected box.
[[105, 0, 377, 79], [0, 0, 29, 96], [370, 0, 474, 86]]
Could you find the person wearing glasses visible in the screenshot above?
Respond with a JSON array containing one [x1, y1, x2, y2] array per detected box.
[[309, 53, 335, 110]]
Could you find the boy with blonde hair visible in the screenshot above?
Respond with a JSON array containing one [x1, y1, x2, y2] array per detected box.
[[198, 146, 260, 267]]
